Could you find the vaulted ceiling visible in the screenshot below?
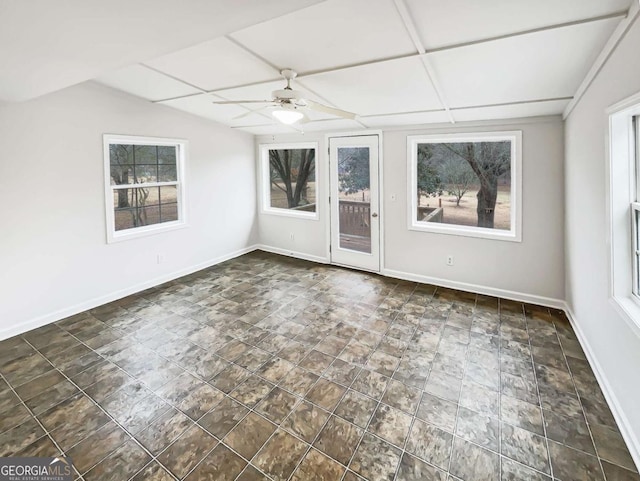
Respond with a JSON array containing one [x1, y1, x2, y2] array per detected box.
[[0, 0, 322, 102], [4, 0, 632, 133]]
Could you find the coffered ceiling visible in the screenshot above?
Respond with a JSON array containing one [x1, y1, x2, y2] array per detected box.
[[91, 0, 634, 133]]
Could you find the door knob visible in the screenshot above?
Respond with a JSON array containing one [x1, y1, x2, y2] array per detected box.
[[372, 213, 378, 218]]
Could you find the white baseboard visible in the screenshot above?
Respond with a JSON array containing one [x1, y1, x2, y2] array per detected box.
[[382, 268, 565, 309], [563, 304, 640, 471], [254, 244, 330, 265], [0, 245, 259, 341], [6, 243, 638, 471]]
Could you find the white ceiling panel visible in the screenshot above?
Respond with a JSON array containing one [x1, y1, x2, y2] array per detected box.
[[160, 94, 269, 125], [301, 56, 443, 116], [145, 37, 279, 91], [361, 110, 451, 127], [96, 65, 200, 102], [86, 1, 629, 132], [299, 118, 363, 132], [405, 0, 631, 49], [428, 18, 619, 108], [0, 0, 323, 102], [230, 0, 416, 74], [239, 124, 302, 135], [228, 111, 277, 127], [451, 99, 570, 122]]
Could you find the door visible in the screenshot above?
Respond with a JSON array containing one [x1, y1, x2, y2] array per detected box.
[[329, 135, 380, 272]]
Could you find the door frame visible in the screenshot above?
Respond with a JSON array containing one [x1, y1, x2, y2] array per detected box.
[[324, 130, 384, 273]]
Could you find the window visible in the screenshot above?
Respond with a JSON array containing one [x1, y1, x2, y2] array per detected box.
[[408, 131, 522, 241], [260, 142, 318, 219], [634, 116, 640, 298], [608, 92, 640, 335], [103, 135, 186, 242]]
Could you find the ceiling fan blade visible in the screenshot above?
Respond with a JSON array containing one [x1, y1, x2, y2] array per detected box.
[[306, 100, 357, 120], [212, 100, 273, 104]]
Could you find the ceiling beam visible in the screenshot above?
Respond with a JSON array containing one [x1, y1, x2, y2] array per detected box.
[[151, 9, 625, 105], [563, 2, 639, 119], [428, 10, 628, 53], [449, 96, 573, 111], [140, 62, 285, 129], [231, 95, 574, 128], [391, 0, 454, 123]]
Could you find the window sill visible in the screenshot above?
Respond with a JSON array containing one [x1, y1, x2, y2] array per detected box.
[[610, 296, 640, 339], [107, 221, 188, 243], [260, 208, 319, 221], [409, 221, 521, 242]]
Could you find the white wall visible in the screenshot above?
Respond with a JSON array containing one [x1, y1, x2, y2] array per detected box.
[[255, 133, 329, 263], [384, 119, 565, 305], [0, 82, 257, 339], [564, 12, 640, 464], [257, 118, 565, 305]]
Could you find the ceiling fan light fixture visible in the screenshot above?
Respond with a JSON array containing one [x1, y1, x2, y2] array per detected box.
[[272, 108, 304, 125]]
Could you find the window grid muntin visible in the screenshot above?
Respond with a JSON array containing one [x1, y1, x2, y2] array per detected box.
[[105, 136, 184, 239]]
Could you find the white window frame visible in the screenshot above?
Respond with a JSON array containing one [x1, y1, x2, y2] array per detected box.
[[259, 142, 319, 220], [103, 134, 187, 243], [407, 131, 522, 242], [608, 92, 640, 336]]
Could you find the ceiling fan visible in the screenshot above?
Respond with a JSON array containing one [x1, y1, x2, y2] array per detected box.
[[212, 69, 357, 125]]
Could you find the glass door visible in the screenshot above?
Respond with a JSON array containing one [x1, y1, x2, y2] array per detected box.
[[329, 135, 380, 272]]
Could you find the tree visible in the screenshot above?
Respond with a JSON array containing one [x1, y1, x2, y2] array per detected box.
[[109, 145, 132, 208], [338, 147, 369, 195], [269, 148, 315, 208], [440, 156, 476, 206], [416, 144, 443, 205], [109, 144, 155, 226], [441, 141, 511, 228]]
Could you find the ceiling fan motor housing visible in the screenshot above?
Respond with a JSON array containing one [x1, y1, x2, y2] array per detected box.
[[272, 88, 303, 101]]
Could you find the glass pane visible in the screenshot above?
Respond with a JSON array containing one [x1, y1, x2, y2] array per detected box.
[[113, 189, 133, 209], [158, 164, 177, 182], [636, 209, 640, 294], [134, 145, 158, 164], [137, 204, 160, 226], [110, 164, 134, 185], [142, 187, 160, 206], [635, 116, 640, 202], [268, 148, 316, 212], [158, 146, 177, 165], [416, 141, 511, 231], [134, 164, 158, 183], [337, 147, 371, 253], [160, 203, 179, 223], [109, 144, 133, 165], [114, 208, 136, 231], [159, 185, 177, 204], [113, 186, 176, 230]]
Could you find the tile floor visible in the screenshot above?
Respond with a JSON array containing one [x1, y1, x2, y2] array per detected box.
[[0, 251, 638, 481]]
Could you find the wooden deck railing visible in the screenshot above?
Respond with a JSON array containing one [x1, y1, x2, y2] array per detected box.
[[339, 200, 370, 237]]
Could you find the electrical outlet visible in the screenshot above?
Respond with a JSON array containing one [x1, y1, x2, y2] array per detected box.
[[157, 254, 165, 265], [446, 255, 454, 266], [289, 233, 295, 241]]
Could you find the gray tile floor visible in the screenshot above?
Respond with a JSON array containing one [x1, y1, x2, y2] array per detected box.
[[0, 251, 638, 481]]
